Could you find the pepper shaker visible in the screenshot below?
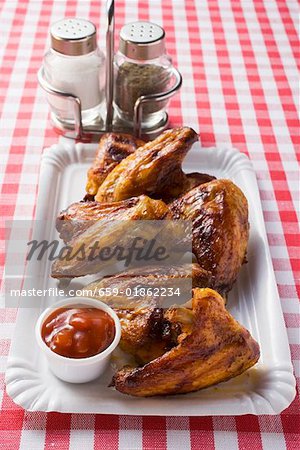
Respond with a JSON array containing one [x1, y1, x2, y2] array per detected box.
[[114, 22, 176, 130]]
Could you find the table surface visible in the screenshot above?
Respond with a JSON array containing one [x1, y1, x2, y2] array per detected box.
[[0, 0, 299, 449]]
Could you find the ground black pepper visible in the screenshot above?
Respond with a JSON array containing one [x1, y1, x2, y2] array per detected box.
[[115, 62, 171, 122]]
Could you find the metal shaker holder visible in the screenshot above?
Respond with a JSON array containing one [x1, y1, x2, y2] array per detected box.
[[37, 0, 182, 141]]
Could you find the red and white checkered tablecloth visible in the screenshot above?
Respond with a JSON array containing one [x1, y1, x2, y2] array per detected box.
[[0, 0, 299, 448]]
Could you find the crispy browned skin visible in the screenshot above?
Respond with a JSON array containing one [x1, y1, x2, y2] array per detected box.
[[86, 133, 145, 197], [83, 263, 214, 308], [163, 172, 216, 203], [117, 307, 182, 365], [180, 172, 216, 197], [170, 179, 249, 292], [82, 263, 215, 364], [52, 195, 170, 278], [56, 195, 171, 244], [56, 198, 143, 243], [112, 288, 260, 396], [95, 127, 198, 203]]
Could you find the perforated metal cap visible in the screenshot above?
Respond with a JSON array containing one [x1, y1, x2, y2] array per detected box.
[[50, 18, 97, 56], [119, 21, 165, 60]]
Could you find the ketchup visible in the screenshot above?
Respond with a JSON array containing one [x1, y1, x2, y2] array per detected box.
[[41, 307, 115, 358]]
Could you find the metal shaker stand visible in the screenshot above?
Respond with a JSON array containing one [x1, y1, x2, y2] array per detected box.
[[38, 0, 182, 141]]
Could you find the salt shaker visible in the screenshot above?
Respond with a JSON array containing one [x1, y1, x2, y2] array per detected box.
[[43, 18, 106, 128], [114, 22, 175, 130]]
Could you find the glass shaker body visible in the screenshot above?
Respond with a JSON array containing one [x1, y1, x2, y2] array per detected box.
[[43, 47, 105, 126], [114, 21, 175, 130], [114, 52, 173, 129], [41, 18, 105, 128]]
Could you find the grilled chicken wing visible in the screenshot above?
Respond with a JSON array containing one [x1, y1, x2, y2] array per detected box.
[[82, 263, 215, 364], [56, 196, 169, 243], [117, 306, 181, 365], [82, 263, 214, 308], [86, 133, 145, 197], [175, 172, 216, 201], [112, 288, 260, 396], [170, 179, 249, 292], [52, 195, 170, 278], [95, 127, 198, 203]]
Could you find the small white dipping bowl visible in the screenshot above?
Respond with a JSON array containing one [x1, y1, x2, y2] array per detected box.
[[35, 297, 121, 383]]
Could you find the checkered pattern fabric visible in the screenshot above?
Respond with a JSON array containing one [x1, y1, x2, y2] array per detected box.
[[0, 0, 299, 448]]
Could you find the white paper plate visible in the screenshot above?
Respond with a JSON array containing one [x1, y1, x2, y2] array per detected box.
[[5, 139, 296, 415]]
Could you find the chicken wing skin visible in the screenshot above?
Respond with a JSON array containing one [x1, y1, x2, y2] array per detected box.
[[56, 196, 171, 244], [86, 133, 145, 197], [81, 263, 215, 364], [177, 172, 216, 199], [95, 127, 198, 203], [116, 306, 182, 365], [170, 179, 249, 292], [112, 288, 260, 396], [82, 263, 214, 308], [52, 195, 170, 278]]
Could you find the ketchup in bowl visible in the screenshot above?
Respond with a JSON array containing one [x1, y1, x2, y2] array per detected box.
[[41, 307, 115, 359]]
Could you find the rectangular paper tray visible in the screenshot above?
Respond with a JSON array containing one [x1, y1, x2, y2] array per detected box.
[[5, 139, 296, 415]]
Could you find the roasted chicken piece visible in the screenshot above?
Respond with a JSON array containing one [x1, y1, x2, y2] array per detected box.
[[82, 263, 215, 308], [174, 172, 216, 202], [95, 127, 198, 203], [52, 195, 170, 278], [86, 133, 145, 197], [82, 263, 215, 364], [56, 196, 169, 244], [170, 179, 249, 292], [112, 288, 260, 396], [116, 307, 182, 365]]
